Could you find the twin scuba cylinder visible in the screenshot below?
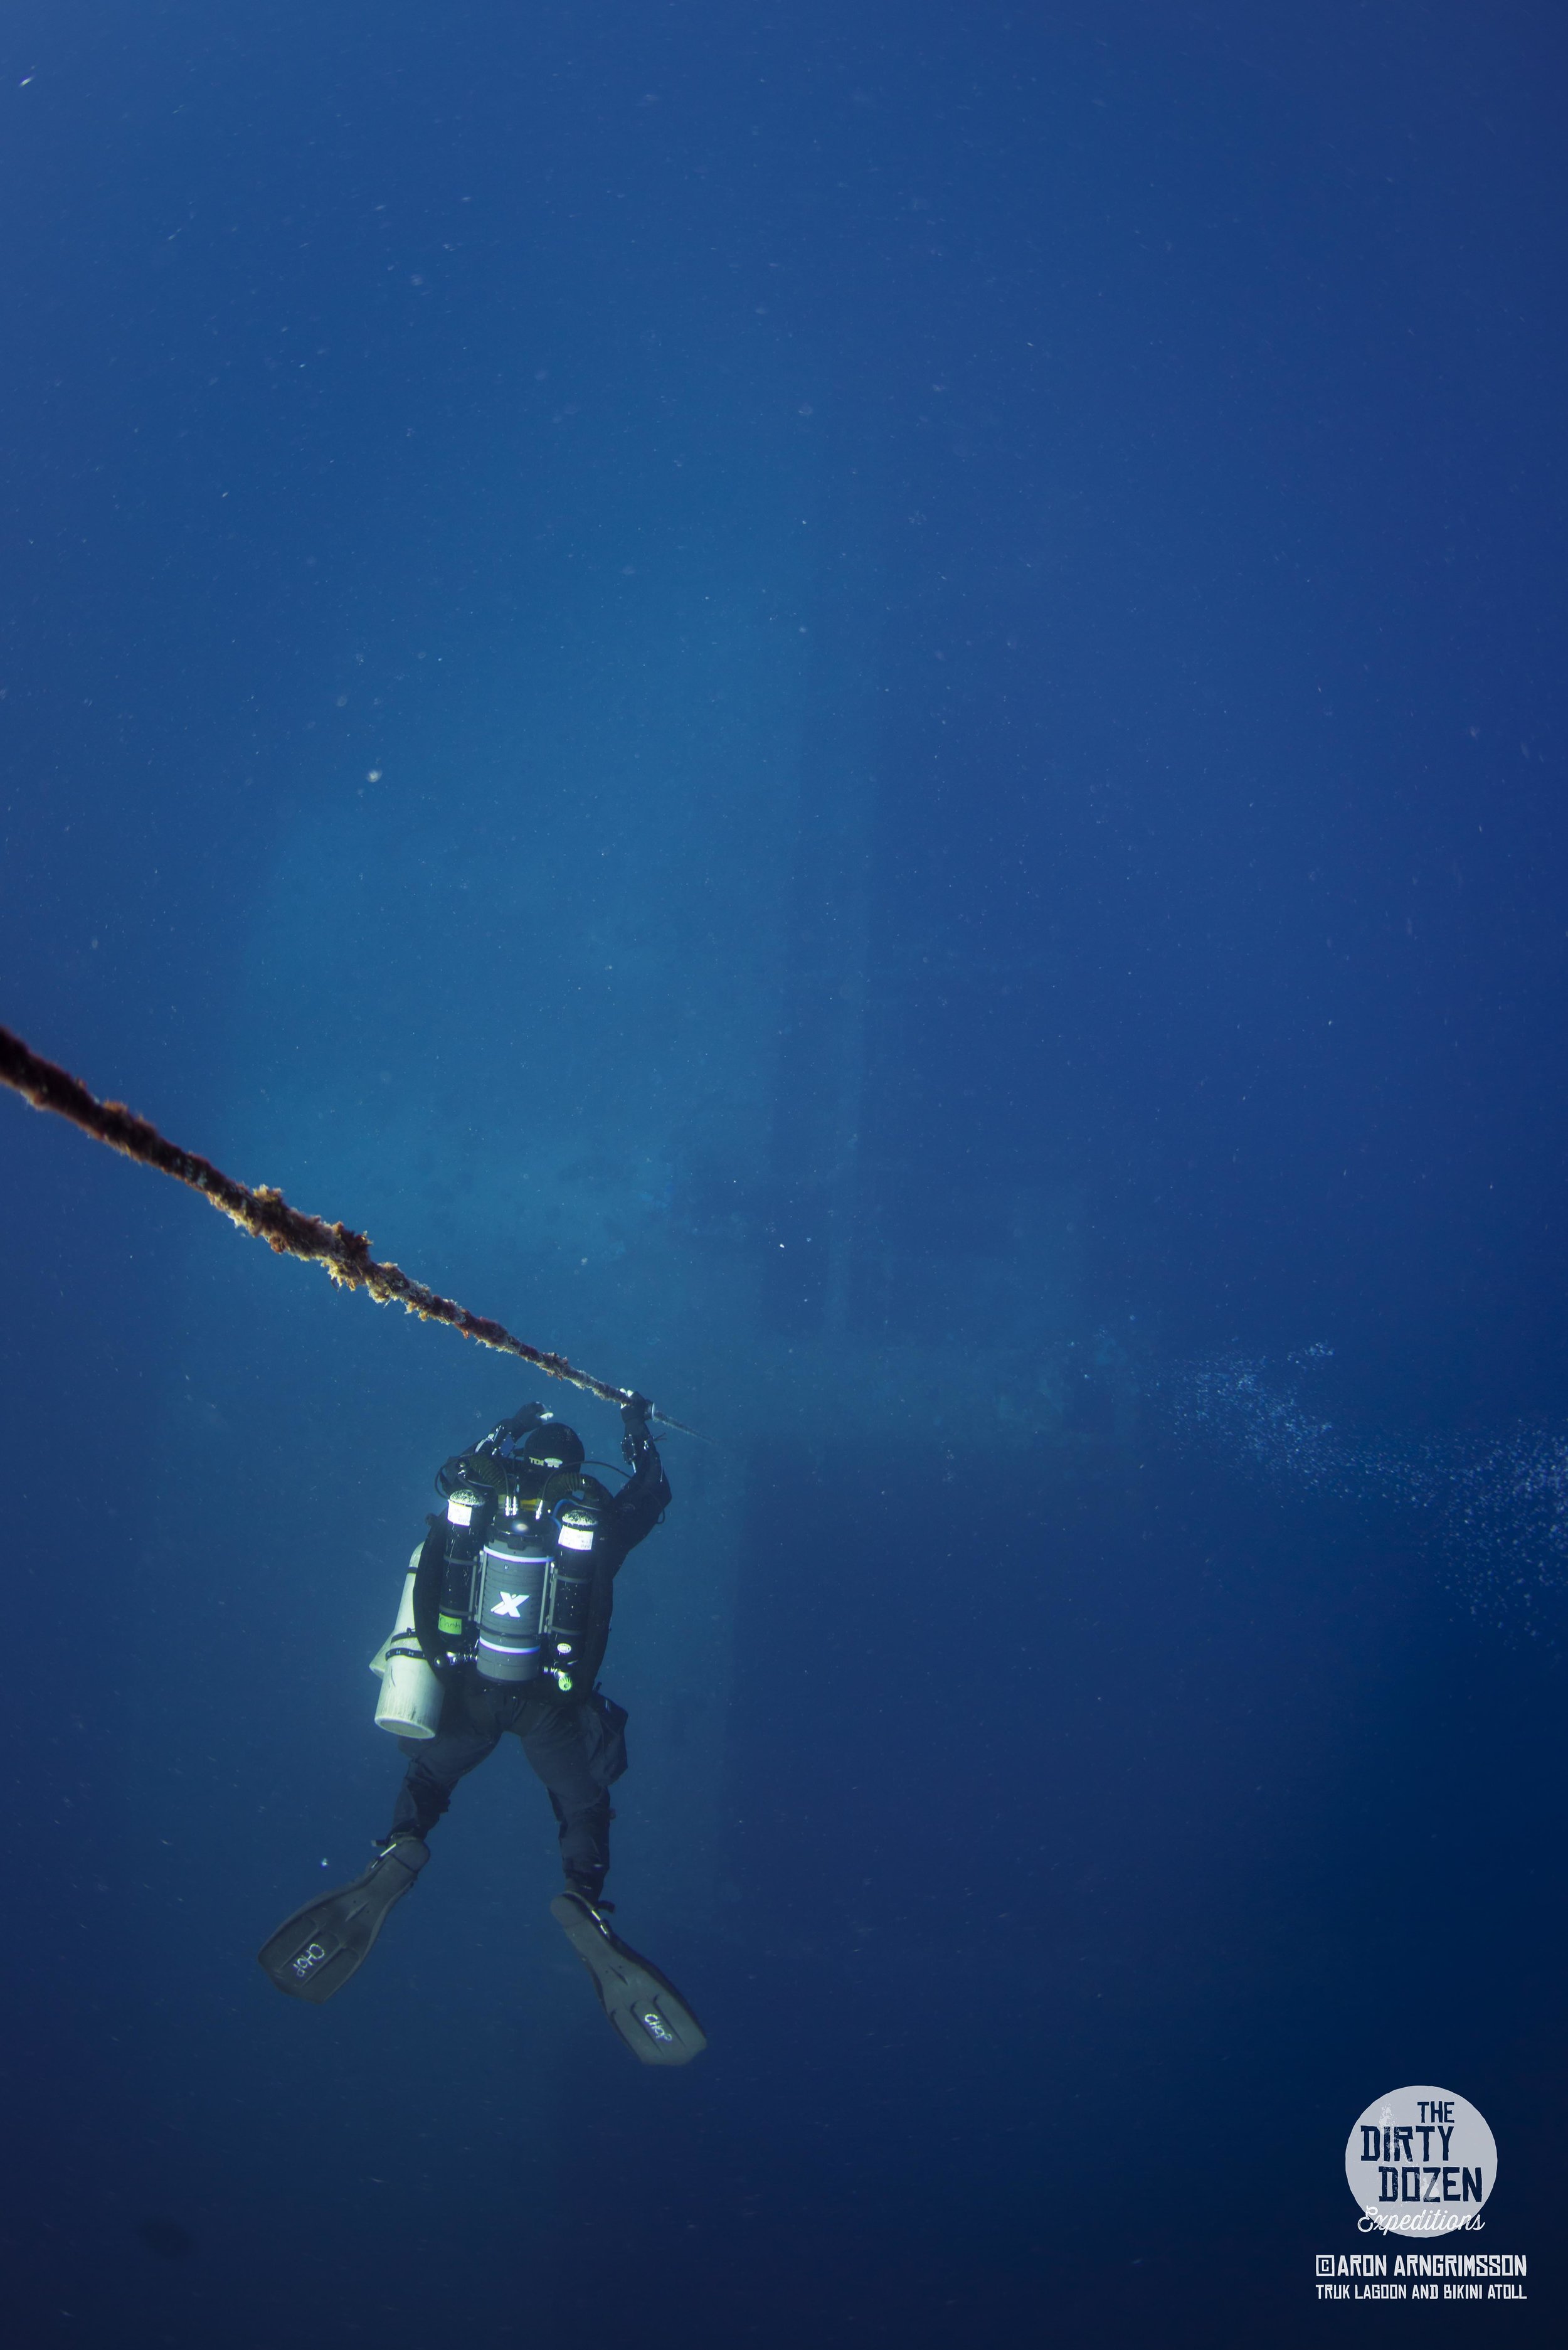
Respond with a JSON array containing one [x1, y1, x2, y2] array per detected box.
[[464, 1472, 606, 1689], [371, 1465, 610, 1736]]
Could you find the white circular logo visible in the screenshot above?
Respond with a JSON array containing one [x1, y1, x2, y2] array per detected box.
[[1345, 2087, 1497, 2235]]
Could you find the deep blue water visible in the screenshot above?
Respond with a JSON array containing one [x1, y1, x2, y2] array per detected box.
[[3, 4, 1566, 2343]]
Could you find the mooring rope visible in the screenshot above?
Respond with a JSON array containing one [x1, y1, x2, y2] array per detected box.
[[0, 1021, 697, 1436]]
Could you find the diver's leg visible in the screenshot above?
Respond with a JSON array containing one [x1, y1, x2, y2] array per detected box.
[[262, 1681, 505, 2005], [389, 1676, 502, 1841], [516, 1699, 619, 1903], [520, 1698, 703, 2063]]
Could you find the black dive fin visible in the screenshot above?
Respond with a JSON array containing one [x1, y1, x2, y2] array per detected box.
[[550, 1893, 707, 2066], [258, 1837, 430, 2004]]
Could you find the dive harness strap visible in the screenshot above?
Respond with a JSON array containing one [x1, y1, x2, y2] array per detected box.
[[410, 1518, 449, 1671], [550, 1892, 707, 2066]]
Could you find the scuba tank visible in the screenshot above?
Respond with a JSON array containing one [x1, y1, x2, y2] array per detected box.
[[371, 1550, 445, 1740], [417, 1451, 618, 1691], [543, 1472, 610, 1695], [467, 1470, 615, 1689], [474, 1531, 552, 1683], [435, 1459, 552, 1683], [437, 1470, 495, 1643]]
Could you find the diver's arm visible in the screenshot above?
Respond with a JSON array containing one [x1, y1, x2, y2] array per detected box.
[[610, 1392, 671, 1550], [434, 1401, 549, 1494]]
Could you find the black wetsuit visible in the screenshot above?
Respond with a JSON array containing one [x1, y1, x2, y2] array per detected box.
[[388, 1423, 670, 1901]]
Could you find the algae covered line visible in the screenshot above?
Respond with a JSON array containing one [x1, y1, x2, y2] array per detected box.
[[0, 1020, 697, 1434]]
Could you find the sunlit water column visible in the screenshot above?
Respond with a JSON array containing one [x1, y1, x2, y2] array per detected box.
[[120, 410, 830, 2314]]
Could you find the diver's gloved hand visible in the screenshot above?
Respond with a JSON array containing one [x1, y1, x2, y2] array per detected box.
[[620, 1390, 654, 1463], [501, 1400, 548, 1438]]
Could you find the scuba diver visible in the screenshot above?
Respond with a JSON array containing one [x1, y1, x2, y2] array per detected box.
[[258, 1392, 706, 2065]]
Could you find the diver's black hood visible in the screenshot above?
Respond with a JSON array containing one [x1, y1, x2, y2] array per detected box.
[[519, 1422, 585, 1474]]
